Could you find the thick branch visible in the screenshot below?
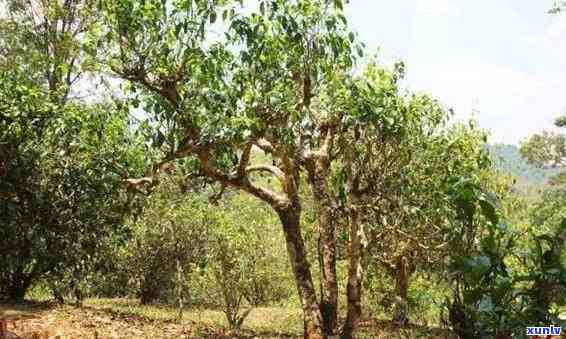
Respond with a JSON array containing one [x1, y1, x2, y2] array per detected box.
[[237, 142, 253, 177], [110, 65, 180, 109], [197, 151, 290, 209], [254, 138, 276, 154], [319, 123, 335, 157], [375, 257, 396, 273], [245, 165, 286, 182]]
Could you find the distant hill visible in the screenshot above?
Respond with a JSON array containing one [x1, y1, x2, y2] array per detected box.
[[488, 144, 559, 185]]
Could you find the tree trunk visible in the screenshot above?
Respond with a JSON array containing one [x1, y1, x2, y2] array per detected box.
[[392, 255, 412, 325], [277, 207, 326, 339], [4, 272, 31, 303], [139, 279, 159, 305], [308, 166, 338, 334], [53, 289, 65, 304], [531, 279, 552, 323], [6, 286, 27, 304], [175, 256, 184, 320], [394, 256, 410, 300], [341, 193, 364, 339], [74, 288, 84, 307]]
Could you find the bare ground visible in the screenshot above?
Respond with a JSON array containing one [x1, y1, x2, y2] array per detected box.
[[0, 299, 455, 338]]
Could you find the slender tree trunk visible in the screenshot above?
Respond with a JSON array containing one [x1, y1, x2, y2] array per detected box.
[[53, 289, 65, 304], [392, 255, 412, 325], [6, 285, 27, 304], [531, 279, 552, 323], [176, 256, 184, 320], [341, 193, 364, 339], [5, 272, 32, 303], [139, 279, 158, 305], [394, 256, 410, 300], [277, 207, 325, 339], [308, 166, 338, 334], [171, 223, 184, 320], [74, 287, 84, 307]]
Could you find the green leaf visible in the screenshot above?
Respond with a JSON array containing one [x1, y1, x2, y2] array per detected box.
[[479, 198, 498, 225], [356, 45, 364, 57], [478, 296, 495, 313], [348, 32, 355, 42]]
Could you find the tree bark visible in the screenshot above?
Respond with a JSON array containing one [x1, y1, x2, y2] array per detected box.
[[139, 279, 159, 305], [394, 256, 410, 301], [392, 255, 412, 325], [6, 285, 27, 304], [308, 165, 338, 335], [341, 193, 364, 339], [4, 272, 31, 303], [277, 207, 325, 339]]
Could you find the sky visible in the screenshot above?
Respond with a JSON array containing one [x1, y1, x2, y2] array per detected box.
[[345, 0, 566, 145]]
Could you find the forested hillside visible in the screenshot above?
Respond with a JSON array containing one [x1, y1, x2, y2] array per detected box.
[[489, 144, 559, 185]]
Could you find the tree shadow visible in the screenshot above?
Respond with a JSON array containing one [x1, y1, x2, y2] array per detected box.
[[357, 318, 456, 338], [0, 301, 56, 319]]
